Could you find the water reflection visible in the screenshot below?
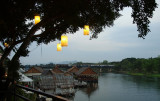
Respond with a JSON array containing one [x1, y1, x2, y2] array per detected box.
[[80, 83, 98, 98], [68, 83, 99, 101], [120, 74, 160, 90], [73, 73, 160, 101]]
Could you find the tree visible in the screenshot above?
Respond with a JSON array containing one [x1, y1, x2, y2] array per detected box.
[[155, 58, 160, 73], [134, 59, 143, 72], [0, 0, 158, 91], [102, 60, 108, 65]]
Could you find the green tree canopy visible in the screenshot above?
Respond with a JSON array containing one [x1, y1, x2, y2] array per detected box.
[[102, 60, 108, 64], [113, 57, 160, 74]]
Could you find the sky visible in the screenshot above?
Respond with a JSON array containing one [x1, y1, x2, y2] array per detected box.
[[19, 1, 160, 65]]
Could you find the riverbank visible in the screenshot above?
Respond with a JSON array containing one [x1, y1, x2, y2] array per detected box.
[[112, 71, 160, 78], [126, 72, 160, 78]]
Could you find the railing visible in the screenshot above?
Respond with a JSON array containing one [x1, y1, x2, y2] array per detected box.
[[13, 84, 69, 101]]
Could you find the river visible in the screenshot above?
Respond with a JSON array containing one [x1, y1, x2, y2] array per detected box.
[[71, 73, 160, 101]]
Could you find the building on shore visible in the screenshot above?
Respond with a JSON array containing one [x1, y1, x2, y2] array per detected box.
[[27, 66, 97, 96], [41, 69, 54, 76], [67, 66, 79, 74], [35, 68, 75, 96], [52, 66, 64, 74], [75, 67, 98, 82], [24, 67, 43, 77]]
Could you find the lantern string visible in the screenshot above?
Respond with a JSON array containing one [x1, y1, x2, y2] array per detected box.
[[41, 43, 42, 56], [30, 47, 38, 53]]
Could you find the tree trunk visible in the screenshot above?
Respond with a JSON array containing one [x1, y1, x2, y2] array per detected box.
[[0, 45, 14, 66], [8, 24, 40, 78], [7, 15, 58, 78]]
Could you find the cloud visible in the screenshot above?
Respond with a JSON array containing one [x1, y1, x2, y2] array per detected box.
[[69, 38, 139, 52]]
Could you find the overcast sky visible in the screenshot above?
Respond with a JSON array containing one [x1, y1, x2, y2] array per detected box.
[[19, 1, 160, 65]]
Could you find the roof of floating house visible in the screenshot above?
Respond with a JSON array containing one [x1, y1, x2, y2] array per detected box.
[[67, 66, 79, 73], [41, 69, 55, 76], [19, 72, 33, 82], [19, 68, 25, 73], [52, 66, 64, 73], [64, 72, 72, 76], [76, 67, 97, 76], [25, 67, 43, 73]]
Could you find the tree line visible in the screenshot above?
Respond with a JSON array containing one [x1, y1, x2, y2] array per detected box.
[[113, 57, 160, 74]]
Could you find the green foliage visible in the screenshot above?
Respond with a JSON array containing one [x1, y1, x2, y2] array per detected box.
[[102, 60, 108, 65], [113, 57, 160, 74]]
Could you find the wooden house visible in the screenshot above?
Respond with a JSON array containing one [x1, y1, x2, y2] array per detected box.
[[24, 67, 43, 77], [36, 76, 56, 90], [67, 66, 79, 74], [64, 72, 72, 76], [41, 69, 55, 76], [52, 66, 64, 74], [76, 67, 98, 82]]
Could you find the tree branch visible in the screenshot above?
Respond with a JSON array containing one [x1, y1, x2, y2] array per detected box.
[[10, 13, 64, 64]]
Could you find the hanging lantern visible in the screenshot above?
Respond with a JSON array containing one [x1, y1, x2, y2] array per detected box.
[[57, 43, 62, 51], [5, 72, 7, 78], [34, 15, 40, 24], [4, 43, 9, 48], [84, 25, 89, 35], [61, 35, 68, 47]]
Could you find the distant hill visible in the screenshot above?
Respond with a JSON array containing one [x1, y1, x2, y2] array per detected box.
[[56, 61, 78, 64]]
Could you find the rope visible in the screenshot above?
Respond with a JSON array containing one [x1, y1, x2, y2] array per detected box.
[[41, 43, 42, 56], [29, 43, 43, 57]]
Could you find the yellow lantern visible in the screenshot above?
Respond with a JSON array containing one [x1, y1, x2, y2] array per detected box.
[[4, 43, 9, 48], [61, 35, 68, 47], [5, 72, 7, 78], [84, 25, 89, 35], [57, 43, 62, 51], [34, 15, 40, 24]]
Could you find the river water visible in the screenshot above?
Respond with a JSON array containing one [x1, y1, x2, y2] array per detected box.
[[71, 73, 160, 101]]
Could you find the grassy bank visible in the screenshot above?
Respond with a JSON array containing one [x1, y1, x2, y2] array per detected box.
[[127, 72, 160, 78]]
